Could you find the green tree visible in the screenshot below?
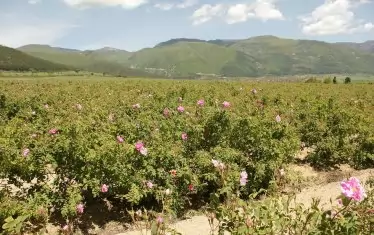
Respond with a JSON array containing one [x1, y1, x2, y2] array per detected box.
[[344, 77, 351, 84], [333, 76, 337, 84]]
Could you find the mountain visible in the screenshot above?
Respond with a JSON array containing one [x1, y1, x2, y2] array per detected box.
[[82, 47, 132, 64], [126, 36, 374, 76], [0, 45, 70, 71], [155, 38, 239, 48], [155, 38, 206, 47], [226, 36, 374, 75], [127, 41, 259, 77], [336, 41, 374, 54], [18, 45, 155, 77], [17, 36, 374, 77]]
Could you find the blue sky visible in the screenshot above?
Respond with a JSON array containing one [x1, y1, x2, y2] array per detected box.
[[0, 0, 373, 51]]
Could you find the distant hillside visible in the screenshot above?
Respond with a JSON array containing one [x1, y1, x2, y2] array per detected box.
[[16, 36, 374, 77], [336, 41, 374, 54], [226, 36, 374, 75], [0, 45, 69, 71], [155, 38, 206, 47], [18, 45, 156, 77], [155, 38, 240, 48], [128, 42, 259, 77], [126, 36, 374, 76], [82, 47, 132, 64]]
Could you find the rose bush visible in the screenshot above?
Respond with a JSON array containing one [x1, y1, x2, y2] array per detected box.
[[0, 79, 373, 233]]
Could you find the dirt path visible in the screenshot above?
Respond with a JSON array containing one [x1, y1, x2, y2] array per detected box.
[[116, 166, 374, 235], [294, 167, 373, 208]]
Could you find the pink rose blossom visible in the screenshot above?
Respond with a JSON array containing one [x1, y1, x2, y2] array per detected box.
[[101, 184, 109, 193], [49, 128, 58, 135], [275, 115, 281, 123], [222, 101, 230, 108], [188, 184, 194, 191], [62, 225, 69, 231], [340, 177, 366, 201], [135, 141, 148, 156], [240, 178, 247, 186], [76, 203, 84, 214], [197, 99, 205, 107], [177, 106, 185, 113], [22, 148, 30, 157], [156, 216, 163, 224], [117, 135, 124, 143], [240, 171, 248, 186], [135, 141, 144, 151], [146, 181, 153, 189], [181, 132, 188, 141]]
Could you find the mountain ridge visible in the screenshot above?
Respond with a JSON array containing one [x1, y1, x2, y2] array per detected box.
[[15, 36, 374, 54], [10, 35, 374, 77]]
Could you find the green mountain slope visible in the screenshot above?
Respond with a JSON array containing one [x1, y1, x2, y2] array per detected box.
[[18, 45, 154, 77], [336, 41, 374, 54], [0, 45, 69, 71], [16, 36, 374, 77], [227, 36, 374, 75], [82, 47, 133, 64], [126, 36, 374, 76], [127, 42, 259, 76]]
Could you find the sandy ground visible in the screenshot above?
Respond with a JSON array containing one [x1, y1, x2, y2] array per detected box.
[[116, 165, 373, 235], [114, 216, 220, 235]]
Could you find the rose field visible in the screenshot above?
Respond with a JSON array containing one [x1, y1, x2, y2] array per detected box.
[[0, 78, 373, 234]]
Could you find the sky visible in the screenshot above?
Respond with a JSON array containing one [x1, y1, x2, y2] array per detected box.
[[0, 0, 373, 51]]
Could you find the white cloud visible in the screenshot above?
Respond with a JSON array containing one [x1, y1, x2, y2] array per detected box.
[[63, 0, 148, 9], [176, 0, 198, 9], [191, 0, 283, 25], [154, 3, 173, 10], [28, 0, 41, 4], [300, 0, 373, 35], [0, 15, 77, 48], [191, 4, 224, 25], [226, 4, 252, 24], [250, 0, 284, 21], [364, 22, 374, 30], [154, 0, 198, 11]]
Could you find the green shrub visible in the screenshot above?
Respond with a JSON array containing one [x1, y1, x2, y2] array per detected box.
[[0, 79, 372, 233]]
